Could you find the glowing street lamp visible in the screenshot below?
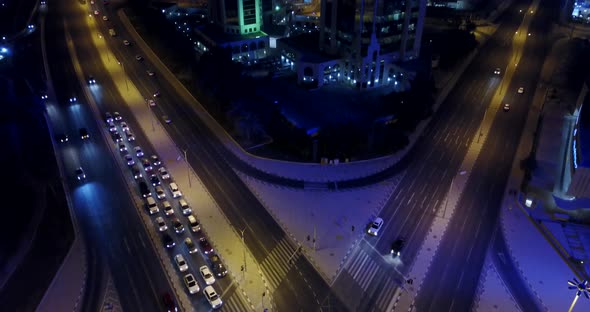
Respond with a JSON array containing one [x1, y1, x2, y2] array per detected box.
[[568, 278, 590, 312]]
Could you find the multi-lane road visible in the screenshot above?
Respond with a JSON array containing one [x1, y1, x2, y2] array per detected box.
[[44, 0, 345, 311], [38, 0, 559, 311], [332, 0, 556, 311]]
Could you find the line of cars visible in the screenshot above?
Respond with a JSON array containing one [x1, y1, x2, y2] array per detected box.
[[105, 111, 226, 309]]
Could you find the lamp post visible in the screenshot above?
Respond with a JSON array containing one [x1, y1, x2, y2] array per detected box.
[[183, 149, 191, 187], [568, 278, 590, 312], [118, 61, 129, 91], [240, 227, 247, 281]]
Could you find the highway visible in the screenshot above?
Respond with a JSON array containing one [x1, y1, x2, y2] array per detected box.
[[43, 1, 177, 311], [87, 1, 347, 311]]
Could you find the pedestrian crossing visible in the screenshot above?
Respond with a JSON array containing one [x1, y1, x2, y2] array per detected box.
[[221, 293, 252, 312], [344, 249, 401, 312], [260, 238, 300, 289]]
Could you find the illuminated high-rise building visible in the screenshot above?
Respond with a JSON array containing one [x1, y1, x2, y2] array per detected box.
[[318, 0, 426, 89], [209, 0, 263, 34]]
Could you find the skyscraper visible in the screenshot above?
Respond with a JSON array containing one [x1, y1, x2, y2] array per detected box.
[[318, 0, 426, 89], [209, 0, 262, 35]]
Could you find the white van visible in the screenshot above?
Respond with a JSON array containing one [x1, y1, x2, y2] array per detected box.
[[146, 196, 158, 215]]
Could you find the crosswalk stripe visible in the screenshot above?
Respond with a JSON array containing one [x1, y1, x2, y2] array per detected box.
[[260, 264, 281, 289], [346, 250, 364, 271], [358, 261, 379, 290], [351, 253, 369, 281]]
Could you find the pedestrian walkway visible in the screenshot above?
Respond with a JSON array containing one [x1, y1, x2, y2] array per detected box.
[[260, 238, 301, 290], [239, 173, 397, 284], [36, 238, 87, 312]]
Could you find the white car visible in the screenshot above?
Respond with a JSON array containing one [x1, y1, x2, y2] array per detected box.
[[124, 154, 134, 166], [163, 115, 171, 124], [169, 183, 182, 198], [184, 274, 199, 294], [367, 217, 384, 236], [155, 216, 167, 232], [118, 142, 127, 152], [147, 70, 155, 76], [203, 286, 223, 309], [123, 40, 130, 46], [120, 122, 129, 131], [155, 186, 166, 199], [163, 201, 174, 216], [175, 254, 188, 272], [102, 15, 108, 21], [159, 167, 170, 180], [148, 99, 156, 107], [199, 266, 216, 285], [517, 87, 524, 94], [134, 146, 144, 157], [503, 103, 511, 111], [179, 199, 191, 215]]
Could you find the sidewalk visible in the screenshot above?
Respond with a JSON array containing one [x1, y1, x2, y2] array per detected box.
[[36, 238, 87, 312], [79, 5, 268, 310]]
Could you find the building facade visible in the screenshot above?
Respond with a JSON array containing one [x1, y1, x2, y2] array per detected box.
[[288, 0, 426, 89]]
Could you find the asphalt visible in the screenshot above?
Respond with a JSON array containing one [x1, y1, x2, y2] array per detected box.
[[325, 0, 557, 310], [414, 1, 558, 311], [95, 2, 347, 311], [43, 1, 178, 311]]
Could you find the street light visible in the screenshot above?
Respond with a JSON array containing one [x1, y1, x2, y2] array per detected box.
[[118, 61, 129, 91], [183, 149, 191, 187], [239, 227, 247, 280], [567, 278, 590, 312]]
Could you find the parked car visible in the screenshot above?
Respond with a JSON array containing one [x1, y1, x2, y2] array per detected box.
[[184, 274, 199, 294], [208, 254, 227, 278], [199, 265, 216, 285], [185, 237, 197, 254], [155, 216, 167, 232], [159, 167, 170, 180], [163, 201, 174, 216], [203, 286, 222, 309], [199, 237, 213, 254], [175, 254, 188, 272], [188, 215, 200, 232], [179, 199, 191, 215], [163, 232, 175, 248]]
